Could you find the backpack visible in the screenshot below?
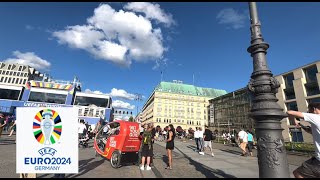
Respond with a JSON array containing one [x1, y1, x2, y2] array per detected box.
[[143, 131, 152, 145]]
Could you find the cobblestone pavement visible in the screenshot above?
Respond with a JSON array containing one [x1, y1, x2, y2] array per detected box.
[[0, 133, 313, 178]]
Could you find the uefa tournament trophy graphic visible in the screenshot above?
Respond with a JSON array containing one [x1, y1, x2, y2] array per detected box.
[[41, 111, 54, 145]]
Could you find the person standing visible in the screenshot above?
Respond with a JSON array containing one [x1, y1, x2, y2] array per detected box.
[[165, 124, 175, 170], [203, 125, 214, 156], [287, 102, 320, 178], [198, 127, 205, 155], [78, 120, 87, 139], [0, 113, 7, 138], [194, 127, 200, 152], [140, 124, 153, 171], [237, 129, 248, 156], [246, 130, 254, 157]]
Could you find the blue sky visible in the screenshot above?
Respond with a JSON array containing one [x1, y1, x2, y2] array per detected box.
[[1, 2, 320, 113]]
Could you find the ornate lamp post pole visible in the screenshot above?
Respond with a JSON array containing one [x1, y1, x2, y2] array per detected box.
[[247, 2, 290, 178]]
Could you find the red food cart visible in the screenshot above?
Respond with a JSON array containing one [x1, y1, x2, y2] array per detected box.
[[93, 120, 142, 168]]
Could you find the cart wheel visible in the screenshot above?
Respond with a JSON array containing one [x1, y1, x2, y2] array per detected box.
[[110, 150, 121, 168]]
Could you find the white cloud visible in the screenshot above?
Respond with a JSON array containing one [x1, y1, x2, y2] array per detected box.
[[110, 88, 136, 100], [84, 89, 105, 95], [52, 2, 173, 67], [124, 2, 175, 27], [216, 8, 247, 29], [2, 51, 51, 71], [152, 58, 168, 70], [113, 100, 135, 110], [84, 88, 136, 101]]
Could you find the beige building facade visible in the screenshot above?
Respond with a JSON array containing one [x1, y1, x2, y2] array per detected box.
[[140, 81, 227, 131], [275, 60, 320, 143]]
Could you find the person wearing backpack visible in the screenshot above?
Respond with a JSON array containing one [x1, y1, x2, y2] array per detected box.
[[203, 125, 214, 157], [140, 124, 153, 171]]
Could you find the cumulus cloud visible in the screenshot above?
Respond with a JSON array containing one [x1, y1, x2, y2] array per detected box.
[[52, 2, 174, 67], [113, 100, 135, 110], [84, 88, 137, 101], [216, 8, 247, 29], [84, 89, 104, 95], [124, 2, 175, 27], [1, 51, 51, 71], [109, 88, 136, 100]]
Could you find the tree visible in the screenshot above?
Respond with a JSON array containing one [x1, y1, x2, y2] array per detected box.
[[128, 116, 134, 122]]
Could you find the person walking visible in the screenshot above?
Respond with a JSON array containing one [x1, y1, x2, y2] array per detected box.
[[203, 125, 214, 156], [287, 102, 320, 178], [165, 124, 175, 170], [140, 124, 153, 171], [198, 127, 205, 155], [8, 120, 16, 137], [0, 113, 7, 138], [237, 129, 248, 156], [194, 127, 200, 152], [246, 130, 254, 157]]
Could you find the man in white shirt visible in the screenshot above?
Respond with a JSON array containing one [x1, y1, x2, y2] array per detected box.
[[78, 120, 87, 138], [287, 102, 320, 178], [238, 129, 248, 156], [194, 127, 200, 152], [198, 127, 205, 155]]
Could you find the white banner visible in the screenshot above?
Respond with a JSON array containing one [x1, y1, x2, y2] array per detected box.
[[16, 107, 78, 174]]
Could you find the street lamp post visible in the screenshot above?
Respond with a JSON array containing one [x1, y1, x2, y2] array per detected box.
[[247, 2, 290, 178], [134, 93, 143, 119]]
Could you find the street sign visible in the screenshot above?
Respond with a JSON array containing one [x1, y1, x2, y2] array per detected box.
[[16, 107, 79, 174]]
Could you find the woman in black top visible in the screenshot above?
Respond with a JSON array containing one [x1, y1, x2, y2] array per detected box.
[[165, 124, 175, 170]]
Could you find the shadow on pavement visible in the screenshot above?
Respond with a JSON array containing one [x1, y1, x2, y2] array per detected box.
[[220, 149, 243, 156], [175, 146, 237, 178], [67, 158, 105, 178]]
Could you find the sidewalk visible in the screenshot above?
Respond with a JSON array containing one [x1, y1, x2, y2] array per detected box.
[[154, 140, 298, 178]]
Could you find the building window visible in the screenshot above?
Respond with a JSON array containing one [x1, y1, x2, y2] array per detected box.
[[25, 73, 28, 77], [19, 79, 23, 84], [2, 70, 5, 75], [289, 128, 304, 142], [8, 65, 11, 70], [6, 71, 9, 75], [283, 73, 296, 100], [307, 97, 320, 103], [4, 77, 7, 83], [23, 79, 26, 84], [304, 65, 318, 83], [304, 65, 320, 96], [0, 77, 3, 82], [17, 72, 20, 76], [13, 72, 16, 76], [18, 66, 22, 71], [0, 70, 2, 74], [8, 77, 11, 83], [12, 78, 15, 84], [286, 102, 298, 125], [9, 71, 13, 76]]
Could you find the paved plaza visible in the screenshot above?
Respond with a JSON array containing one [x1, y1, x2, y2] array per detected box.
[[0, 133, 311, 178]]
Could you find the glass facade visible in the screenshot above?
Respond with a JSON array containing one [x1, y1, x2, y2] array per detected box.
[[283, 73, 296, 100], [0, 89, 21, 100], [209, 88, 253, 134], [304, 65, 320, 96]]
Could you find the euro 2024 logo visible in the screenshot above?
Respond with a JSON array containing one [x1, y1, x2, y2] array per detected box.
[[25, 109, 71, 171], [33, 109, 62, 145]]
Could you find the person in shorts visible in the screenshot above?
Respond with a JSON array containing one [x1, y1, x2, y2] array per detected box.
[[203, 125, 214, 156], [287, 102, 320, 178]]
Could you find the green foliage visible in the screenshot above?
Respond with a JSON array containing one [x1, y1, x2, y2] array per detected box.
[[285, 142, 315, 153], [128, 116, 134, 122]]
